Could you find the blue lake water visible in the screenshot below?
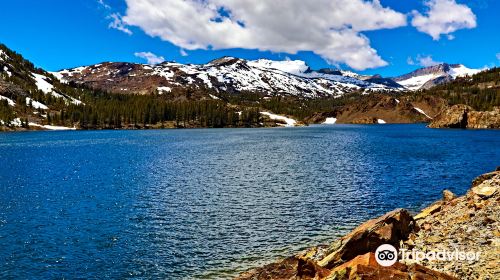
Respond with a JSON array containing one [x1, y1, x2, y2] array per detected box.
[[0, 124, 499, 279]]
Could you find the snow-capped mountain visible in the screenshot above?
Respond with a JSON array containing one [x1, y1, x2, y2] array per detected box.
[[392, 63, 480, 91], [53, 57, 404, 98]]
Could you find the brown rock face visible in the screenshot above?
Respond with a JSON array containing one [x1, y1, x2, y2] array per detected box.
[[428, 104, 472, 128], [315, 209, 414, 268], [328, 253, 458, 280], [429, 105, 500, 129]]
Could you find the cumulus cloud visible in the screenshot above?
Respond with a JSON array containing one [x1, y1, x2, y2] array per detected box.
[[134, 52, 165, 64], [411, 0, 476, 40], [497, 53, 500, 61], [119, 0, 407, 70], [408, 54, 442, 67], [108, 13, 133, 35]]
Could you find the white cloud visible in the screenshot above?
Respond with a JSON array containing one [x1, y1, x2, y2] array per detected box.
[[120, 0, 407, 70], [409, 54, 442, 67], [97, 0, 111, 9], [417, 55, 441, 67], [180, 49, 188, 57], [496, 53, 500, 61], [411, 0, 476, 40], [134, 52, 165, 64], [108, 13, 133, 35]]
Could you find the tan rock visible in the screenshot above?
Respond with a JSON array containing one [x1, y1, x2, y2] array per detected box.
[[471, 171, 500, 188], [317, 209, 414, 268], [471, 186, 496, 198], [414, 202, 442, 220], [442, 190, 456, 202]]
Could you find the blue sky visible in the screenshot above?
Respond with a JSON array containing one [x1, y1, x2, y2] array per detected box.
[[0, 0, 499, 77]]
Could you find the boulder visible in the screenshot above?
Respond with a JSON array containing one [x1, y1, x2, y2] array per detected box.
[[468, 171, 499, 199], [442, 190, 456, 202], [471, 171, 500, 188], [315, 209, 414, 268]]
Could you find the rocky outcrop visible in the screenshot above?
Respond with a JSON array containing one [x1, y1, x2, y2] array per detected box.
[[429, 105, 500, 129], [235, 169, 500, 280], [310, 209, 414, 268], [405, 170, 500, 279]]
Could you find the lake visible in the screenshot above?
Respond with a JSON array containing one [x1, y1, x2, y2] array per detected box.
[[0, 124, 499, 279]]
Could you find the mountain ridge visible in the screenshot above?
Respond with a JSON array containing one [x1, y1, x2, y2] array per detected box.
[[1, 42, 497, 131], [52, 57, 482, 97]]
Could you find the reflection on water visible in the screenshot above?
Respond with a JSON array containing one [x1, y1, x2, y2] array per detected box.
[[0, 125, 499, 279]]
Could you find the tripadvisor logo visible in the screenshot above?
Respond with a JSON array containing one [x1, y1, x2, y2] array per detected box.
[[375, 244, 398, 266], [375, 244, 481, 267]]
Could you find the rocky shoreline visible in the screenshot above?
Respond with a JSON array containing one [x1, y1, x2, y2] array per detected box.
[[235, 169, 500, 280]]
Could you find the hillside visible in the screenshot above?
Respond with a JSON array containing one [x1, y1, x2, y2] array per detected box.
[[0, 44, 85, 130], [1, 43, 498, 131], [304, 67, 500, 125], [418, 67, 500, 111]]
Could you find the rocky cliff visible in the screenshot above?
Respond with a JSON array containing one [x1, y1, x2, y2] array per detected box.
[[235, 169, 500, 280], [428, 105, 500, 129]]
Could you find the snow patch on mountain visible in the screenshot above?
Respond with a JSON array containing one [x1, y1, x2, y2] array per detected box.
[[448, 65, 480, 78], [397, 73, 439, 91], [2, 66, 12, 77], [32, 72, 83, 105], [0, 95, 16, 106], [247, 59, 310, 75], [261, 112, 297, 127], [323, 117, 337, 124], [157, 86, 172, 94], [26, 97, 49, 110], [0, 50, 6, 61], [413, 107, 433, 119], [32, 73, 57, 94], [29, 122, 77, 130]]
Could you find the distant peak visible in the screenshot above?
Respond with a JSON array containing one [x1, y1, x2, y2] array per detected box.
[[317, 68, 342, 75], [207, 56, 243, 66]]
